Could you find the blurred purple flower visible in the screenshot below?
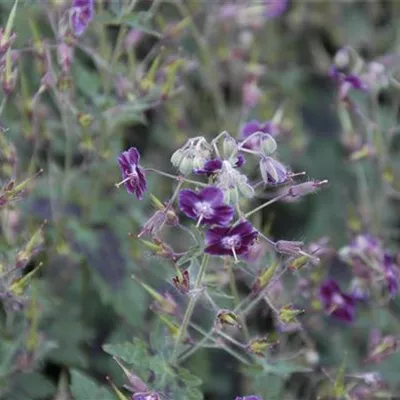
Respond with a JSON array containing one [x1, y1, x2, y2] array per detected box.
[[264, 0, 288, 18], [70, 0, 94, 36], [319, 279, 356, 323], [240, 119, 281, 150], [178, 186, 234, 226], [117, 147, 147, 199], [205, 220, 258, 259], [329, 65, 368, 100]]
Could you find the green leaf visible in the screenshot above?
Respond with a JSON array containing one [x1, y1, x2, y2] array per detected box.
[[8, 372, 56, 400], [103, 339, 149, 366], [70, 370, 114, 400]]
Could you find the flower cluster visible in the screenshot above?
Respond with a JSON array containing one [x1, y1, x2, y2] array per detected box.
[[115, 124, 327, 399], [339, 234, 399, 300]]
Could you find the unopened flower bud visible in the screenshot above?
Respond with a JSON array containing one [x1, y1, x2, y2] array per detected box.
[[216, 309, 242, 329], [252, 262, 278, 293], [260, 133, 277, 155], [77, 112, 94, 128], [275, 240, 303, 256], [287, 180, 328, 198], [170, 148, 185, 167], [238, 180, 254, 198], [246, 336, 278, 357], [278, 304, 304, 324], [222, 134, 238, 159], [178, 156, 194, 176], [172, 269, 190, 294]]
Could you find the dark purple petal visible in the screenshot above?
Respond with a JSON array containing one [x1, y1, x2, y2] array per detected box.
[[198, 186, 224, 205], [212, 205, 235, 226], [205, 242, 233, 256], [178, 189, 200, 219], [179, 187, 233, 226], [194, 158, 223, 175], [235, 155, 246, 168], [205, 221, 257, 257], [205, 226, 230, 244]]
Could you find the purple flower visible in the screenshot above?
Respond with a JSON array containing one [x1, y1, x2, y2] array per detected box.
[[117, 147, 147, 199], [205, 220, 258, 260], [235, 396, 263, 400], [329, 66, 368, 100], [70, 0, 94, 36], [384, 254, 399, 298], [319, 279, 356, 323], [178, 186, 234, 226]]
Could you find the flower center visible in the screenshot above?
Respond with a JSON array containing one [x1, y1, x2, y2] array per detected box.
[[331, 293, 345, 307], [195, 201, 214, 218], [222, 235, 241, 249]]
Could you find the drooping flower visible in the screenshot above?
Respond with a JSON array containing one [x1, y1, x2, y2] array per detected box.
[[259, 156, 289, 185], [178, 186, 234, 226], [205, 220, 258, 260], [117, 147, 147, 199], [70, 0, 94, 36], [319, 279, 356, 323]]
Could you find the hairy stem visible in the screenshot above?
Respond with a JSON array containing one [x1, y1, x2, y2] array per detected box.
[[171, 253, 210, 364]]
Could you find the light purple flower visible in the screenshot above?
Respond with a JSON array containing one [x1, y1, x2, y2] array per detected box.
[[178, 186, 234, 226], [117, 147, 147, 199], [319, 279, 356, 323], [70, 0, 94, 36], [205, 220, 258, 259]]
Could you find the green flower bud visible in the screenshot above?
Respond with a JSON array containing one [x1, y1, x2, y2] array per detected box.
[[261, 133, 277, 155]]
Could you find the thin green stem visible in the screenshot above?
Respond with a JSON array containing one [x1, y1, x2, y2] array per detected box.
[[171, 254, 210, 364], [146, 168, 208, 187], [244, 193, 288, 219], [227, 260, 250, 340]]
